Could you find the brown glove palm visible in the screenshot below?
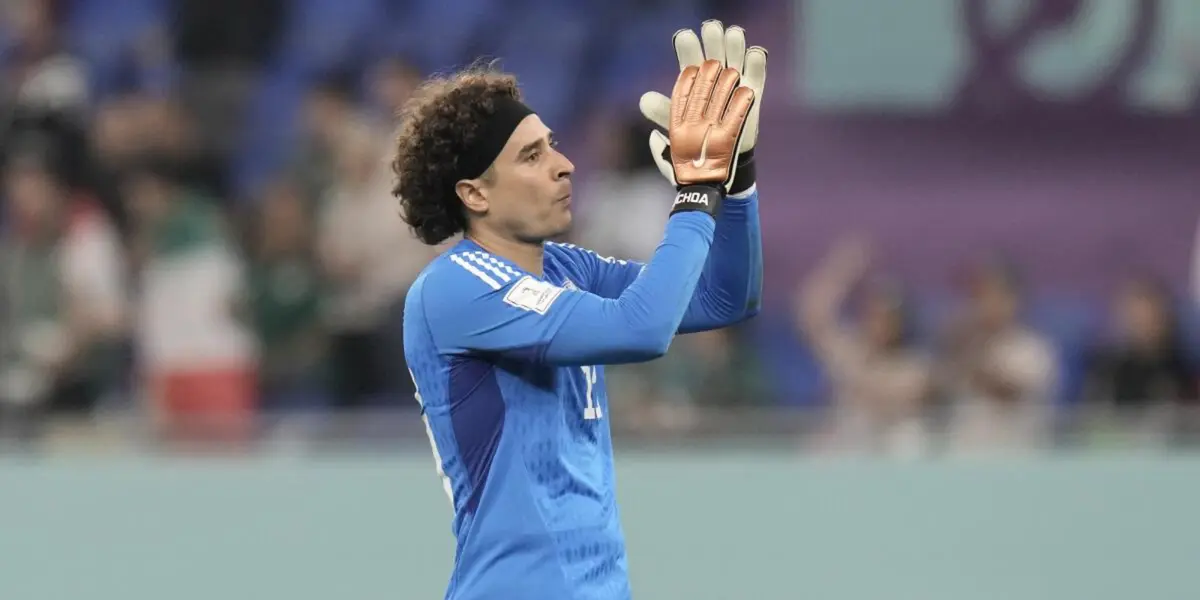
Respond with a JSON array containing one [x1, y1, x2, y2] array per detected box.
[[668, 59, 755, 188]]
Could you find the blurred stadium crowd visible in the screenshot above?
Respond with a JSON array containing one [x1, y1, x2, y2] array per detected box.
[[0, 0, 1197, 456]]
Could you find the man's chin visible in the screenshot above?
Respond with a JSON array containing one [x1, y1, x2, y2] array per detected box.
[[518, 213, 573, 245], [539, 215, 573, 244], [551, 209, 573, 236]]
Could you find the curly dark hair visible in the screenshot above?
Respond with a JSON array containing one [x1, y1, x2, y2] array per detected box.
[[391, 63, 522, 245]]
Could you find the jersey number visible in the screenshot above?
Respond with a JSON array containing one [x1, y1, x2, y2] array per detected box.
[[410, 370, 454, 507], [581, 365, 602, 420]]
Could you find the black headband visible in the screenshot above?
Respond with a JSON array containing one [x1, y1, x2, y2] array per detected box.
[[456, 96, 534, 181]]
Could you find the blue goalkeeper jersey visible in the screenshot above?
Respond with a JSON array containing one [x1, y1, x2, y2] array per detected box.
[[404, 189, 762, 600]]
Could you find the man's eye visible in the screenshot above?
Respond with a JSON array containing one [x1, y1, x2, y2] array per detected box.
[[526, 150, 540, 162]]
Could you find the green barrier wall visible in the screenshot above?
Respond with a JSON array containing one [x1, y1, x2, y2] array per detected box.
[[3, 453, 1198, 600]]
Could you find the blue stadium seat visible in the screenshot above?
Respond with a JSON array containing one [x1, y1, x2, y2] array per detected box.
[[374, 0, 505, 74], [63, 0, 169, 98], [484, 11, 590, 131], [279, 0, 387, 75], [594, 4, 703, 108], [230, 68, 308, 198]]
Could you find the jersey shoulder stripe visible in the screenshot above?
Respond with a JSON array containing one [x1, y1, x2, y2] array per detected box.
[[443, 249, 530, 294], [462, 251, 523, 281], [461, 252, 512, 284], [448, 254, 502, 290]]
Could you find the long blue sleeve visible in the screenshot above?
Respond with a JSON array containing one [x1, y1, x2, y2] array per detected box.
[[561, 187, 763, 333], [418, 212, 715, 367], [678, 186, 763, 333], [544, 212, 714, 363]]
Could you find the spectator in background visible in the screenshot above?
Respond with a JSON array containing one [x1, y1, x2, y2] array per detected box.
[[123, 157, 257, 447], [247, 179, 328, 412], [85, 92, 153, 238], [4, 106, 90, 200], [0, 152, 126, 444], [365, 55, 422, 125], [939, 258, 1058, 455], [794, 237, 933, 457], [291, 74, 364, 207], [1, 0, 88, 116], [84, 91, 227, 222], [364, 56, 422, 206], [626, 327, 769, 435], [1082, 275, 1197, 438], [138, 95, 228, 203], [316, 121, 431, 410]]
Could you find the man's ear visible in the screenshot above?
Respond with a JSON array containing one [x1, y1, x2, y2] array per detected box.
[[455, 179, 489, 214]]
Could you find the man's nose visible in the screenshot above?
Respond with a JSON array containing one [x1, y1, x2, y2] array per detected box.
[[553, 151, 574, 180]]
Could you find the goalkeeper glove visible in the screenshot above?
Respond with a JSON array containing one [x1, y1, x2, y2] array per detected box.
[[665, 59, 755, 218], [641, 20, 767, 196]]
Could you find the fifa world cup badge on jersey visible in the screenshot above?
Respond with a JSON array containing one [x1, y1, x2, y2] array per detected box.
[[503, 276, 565, 314]]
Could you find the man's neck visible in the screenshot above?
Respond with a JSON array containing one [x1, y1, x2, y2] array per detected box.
[[466, 228, 545, 276]]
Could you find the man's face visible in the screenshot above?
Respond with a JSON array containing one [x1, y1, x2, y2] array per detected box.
[[5, 163, 61, 230], [371, 61, 420, 113], [92, 97, 145, 162], [477, 114, 575, 243], [971, 274, 1019, 331], [123, 174, 172, 225], [861, 292, 904, 351], [260, 182, 309, 255], [303, 91, 348, 141], [1117, 283, 1169, 347]]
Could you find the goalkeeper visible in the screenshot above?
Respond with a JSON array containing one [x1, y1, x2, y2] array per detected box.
[[394, 21, 767, 600]]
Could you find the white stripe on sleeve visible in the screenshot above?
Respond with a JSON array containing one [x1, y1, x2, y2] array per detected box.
[[463, 252, 512, 283], [450, 254, 501, 290]]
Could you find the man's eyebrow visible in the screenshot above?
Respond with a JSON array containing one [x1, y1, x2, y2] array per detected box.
[[516, 132, 554, 158]]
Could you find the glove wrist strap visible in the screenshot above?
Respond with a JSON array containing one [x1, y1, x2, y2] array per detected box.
[[669, 185, 724, 218], [728, 149, 756, 196]]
